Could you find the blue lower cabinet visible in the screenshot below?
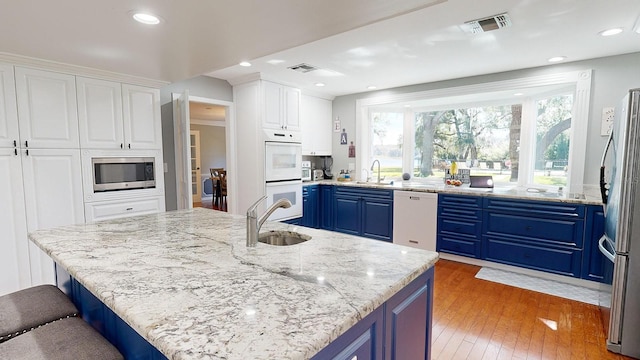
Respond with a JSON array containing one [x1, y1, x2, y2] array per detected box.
[[582, 205, 612, 283], [312, 267, 434, 360], [334, 196, 361, 236], [385, 268, 433, 360], [302, 184, 319, 228], [67, 277, 167, 360], [483, 236, 583, 277], [283, 217, 302, 225], [320, 185, 334, 230], [311, 306, 383, 360], [333, 187, 394, 242], [437, 194, 482, 258]]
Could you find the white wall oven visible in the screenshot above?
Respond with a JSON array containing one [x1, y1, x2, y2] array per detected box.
[[264, 130, 302, 220]]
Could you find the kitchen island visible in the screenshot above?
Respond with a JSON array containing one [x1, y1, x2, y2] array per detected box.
[[29, 208, 438, 360]]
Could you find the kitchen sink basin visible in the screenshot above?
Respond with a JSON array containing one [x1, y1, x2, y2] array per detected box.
[[258, 231, 311, 246]]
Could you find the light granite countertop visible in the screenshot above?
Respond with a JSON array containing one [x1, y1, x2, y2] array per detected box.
[[304, 179, 603, 205], [29, 208, 439, 360]]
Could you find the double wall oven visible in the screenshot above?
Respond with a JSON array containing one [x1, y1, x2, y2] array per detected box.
[[264, 130, 302, 221]]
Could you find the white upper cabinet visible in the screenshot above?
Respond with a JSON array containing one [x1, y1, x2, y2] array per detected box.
[[0, 64, 19, 149], [14, 67, 79, 149], [263, 80, 300, 131], [301, 94, 332, 156], [78, 80, 161, 150], [122, 84, 161, 150], [77, 77, 124, 149]]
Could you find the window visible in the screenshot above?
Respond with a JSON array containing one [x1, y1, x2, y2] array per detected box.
[[356, 70, 592, 193], [368, 110, 404, 180]]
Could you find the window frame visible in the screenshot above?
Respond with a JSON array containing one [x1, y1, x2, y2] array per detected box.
[[356, 70, 592, 193]]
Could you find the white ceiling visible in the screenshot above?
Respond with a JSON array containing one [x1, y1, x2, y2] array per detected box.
[[2, 0, 639, 98]]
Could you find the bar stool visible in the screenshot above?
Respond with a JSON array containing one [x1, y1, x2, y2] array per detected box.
[[0, 285, 78, 342], [0, 285, 123, 359]]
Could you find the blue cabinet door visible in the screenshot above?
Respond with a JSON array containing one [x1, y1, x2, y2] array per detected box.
[[311, 307, 383, 360], [582, 205, 611, 283], [385, 267, 433, 360], [334, 196, 360, 235], [361, 198, 393, 242], [320, 185, 334, 230], [307, 185, 319, 228]]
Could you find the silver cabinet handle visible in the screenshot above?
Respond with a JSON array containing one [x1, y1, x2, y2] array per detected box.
[[126, 207, 133, 211], [409, 196, 420, 200], [598, 235, 615, 263]]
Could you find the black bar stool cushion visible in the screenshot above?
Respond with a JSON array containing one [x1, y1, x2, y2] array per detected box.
[[0, 285, 78, 341], [0, 317, 123, 360]]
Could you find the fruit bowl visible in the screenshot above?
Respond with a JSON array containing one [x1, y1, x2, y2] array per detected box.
[[445, 179, 463, 186]]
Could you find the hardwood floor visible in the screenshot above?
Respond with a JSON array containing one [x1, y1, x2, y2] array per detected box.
[[432, 260, 632, 360], [193, 197, 226, 212]]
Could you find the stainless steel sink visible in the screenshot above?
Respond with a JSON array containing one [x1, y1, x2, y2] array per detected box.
[[258, 231, 311, 246]]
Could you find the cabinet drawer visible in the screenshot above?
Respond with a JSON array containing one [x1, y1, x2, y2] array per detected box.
[[437, 235, 481, 258], [438, 217, 481, 237], [334, 186, 393, 200], [484, 237, 582, 277], [438, 194, 482, 209], [85, 197, 163, 222], [438, 206, 482, 221], [484, 212, 583, 248], [484, 198, 585, 219]]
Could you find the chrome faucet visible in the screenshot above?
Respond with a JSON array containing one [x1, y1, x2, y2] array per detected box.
[[246, 196, 292, 247], [371, 159, 381, 183]]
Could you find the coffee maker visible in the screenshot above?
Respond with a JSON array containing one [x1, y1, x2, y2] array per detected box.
[[321, 156, 334, 179]]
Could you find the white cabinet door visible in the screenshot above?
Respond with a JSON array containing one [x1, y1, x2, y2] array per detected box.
[[0, 64, 19, 149], [21, 148, 85, 286], [85, 196, 164, 222], [263, 81, 283, 130], [262, 81, 301, 131], [122, 84, 161, 150], [77, 77, 124, 149], [0, 149, 31, 296], [283, 86, 300, 131], [301, 95, 332, 156], [14, 67, 79, 149]]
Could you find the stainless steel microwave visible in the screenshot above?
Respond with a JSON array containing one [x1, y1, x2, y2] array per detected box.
[[92, 157, 155, 192]]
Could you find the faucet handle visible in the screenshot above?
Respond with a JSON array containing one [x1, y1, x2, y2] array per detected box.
[[247, 195, 267, 216]]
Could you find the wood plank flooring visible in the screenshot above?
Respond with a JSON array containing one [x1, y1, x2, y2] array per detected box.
[[432, 260, 633, 360]]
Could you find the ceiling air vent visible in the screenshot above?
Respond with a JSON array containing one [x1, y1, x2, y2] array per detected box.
[[463, 13, 512, 34], [288, 63, 319, 73]]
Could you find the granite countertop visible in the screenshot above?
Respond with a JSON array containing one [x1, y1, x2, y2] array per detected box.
[[304, 179, 602, 205], [29, 208, 438, 360]]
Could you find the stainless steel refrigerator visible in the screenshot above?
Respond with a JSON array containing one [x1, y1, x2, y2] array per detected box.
[[599, 88, 640, 358]]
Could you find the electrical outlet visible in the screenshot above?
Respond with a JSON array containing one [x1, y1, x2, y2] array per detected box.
[[348, 163, 355, 171], [601, 107, 614, 136]]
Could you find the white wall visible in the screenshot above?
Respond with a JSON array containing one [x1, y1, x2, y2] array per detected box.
[[191, 123, 226, 175], [331, 52, 640, 190]]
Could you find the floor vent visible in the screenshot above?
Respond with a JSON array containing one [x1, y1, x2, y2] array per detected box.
[[288, 63, 319, 73], [463, 13, 512, 34]]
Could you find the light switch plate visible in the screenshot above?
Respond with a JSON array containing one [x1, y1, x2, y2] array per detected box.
[[601, 107, 614, 136], [348, 163, 355, 171]]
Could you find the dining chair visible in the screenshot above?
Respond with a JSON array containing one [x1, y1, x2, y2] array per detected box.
[[209, 168, 224, 207]]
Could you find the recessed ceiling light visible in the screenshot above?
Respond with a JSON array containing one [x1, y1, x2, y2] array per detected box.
[[548, 56, 566, 63], [514, 92, 524, 96], [367, 85, 377, 90], [599, 28, 623, 36], [404, 104, 411, 107], [239, 61, 252, 67], [315, 82, 325, 87], [132, 13, 160, 25]]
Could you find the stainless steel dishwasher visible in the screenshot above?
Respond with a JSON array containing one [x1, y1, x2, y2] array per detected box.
[[393, 191, 438, 251]]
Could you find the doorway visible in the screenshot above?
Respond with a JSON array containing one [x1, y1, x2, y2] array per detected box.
[[173, 93, 235, 213]]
